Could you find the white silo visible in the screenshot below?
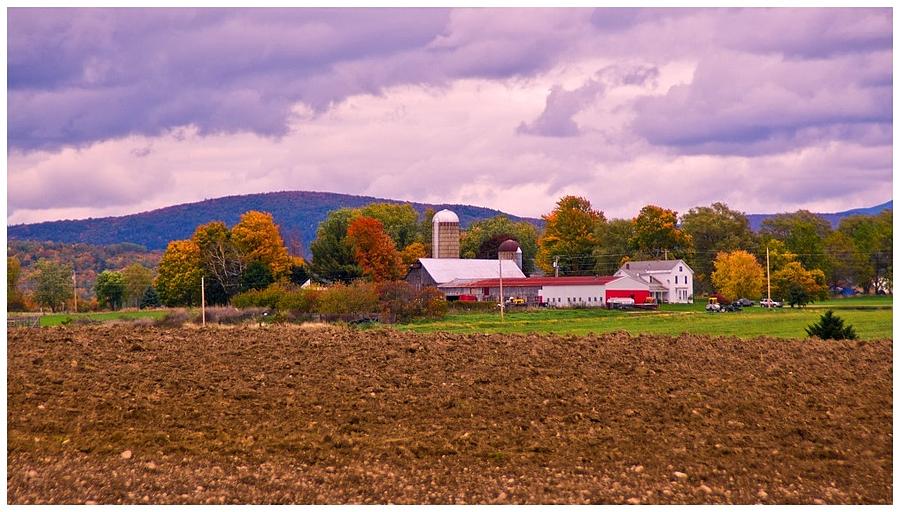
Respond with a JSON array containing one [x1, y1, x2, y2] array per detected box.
[[432, 209, 460, 259]]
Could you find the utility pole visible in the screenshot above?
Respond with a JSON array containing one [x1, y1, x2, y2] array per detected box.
[[766, 246, 771, 304], [498, 256, 505, 321], [201, 276, 206, 327], [554, 256, 559, 278], [72, 270, 77, 313]]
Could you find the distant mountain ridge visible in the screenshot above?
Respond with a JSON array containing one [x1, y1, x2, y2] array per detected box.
[[746, 200, 892, 231], [7, 191, 544, 255], [7, 192, 891, 254]]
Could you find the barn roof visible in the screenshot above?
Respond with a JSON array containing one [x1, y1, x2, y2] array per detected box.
[[417, 258, 525, 284], [459, 275, 621, 288]]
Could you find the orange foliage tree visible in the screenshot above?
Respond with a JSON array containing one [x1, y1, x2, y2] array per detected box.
[[346, 216, 405, 282]]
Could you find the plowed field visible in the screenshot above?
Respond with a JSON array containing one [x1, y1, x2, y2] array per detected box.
[[7, 325, 892, 504]]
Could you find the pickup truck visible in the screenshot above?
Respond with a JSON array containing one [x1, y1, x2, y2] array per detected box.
[[759, 298, 783, 308]]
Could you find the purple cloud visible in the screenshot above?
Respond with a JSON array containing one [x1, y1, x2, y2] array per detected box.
[[6, 8, 893, 225]]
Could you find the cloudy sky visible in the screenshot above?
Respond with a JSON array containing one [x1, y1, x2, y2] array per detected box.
[[7, 7, 893, 224]]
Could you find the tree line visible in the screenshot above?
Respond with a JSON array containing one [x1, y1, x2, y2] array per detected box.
[[535, 196, 892, 304], [7, 197, 892, 313]]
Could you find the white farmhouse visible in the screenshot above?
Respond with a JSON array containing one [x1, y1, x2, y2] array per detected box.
[[615, 259, 694, 303]]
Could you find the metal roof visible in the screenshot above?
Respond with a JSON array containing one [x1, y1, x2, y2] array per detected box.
[[619, 259, 692, 273], [432, 209, 459, 223], [417, 258, 525, 284], [460, 275, 621, 288]]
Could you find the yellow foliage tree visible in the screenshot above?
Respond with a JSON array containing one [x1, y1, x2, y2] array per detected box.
[[231, 211, 292, 279], [400, 241, 427, 266], [155, 240, 203, 306], [711, 250, 764, 301]]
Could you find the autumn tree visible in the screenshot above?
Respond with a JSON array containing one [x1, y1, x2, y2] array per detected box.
[[231, 210, 293, 279], [309, 208, 363, 283], [155, 240, 203, 307], [536, 196, 605, 275], [346, 216, 405, 282], [681, 203, 756, 293], [593, 218, 637, 275], [7, 256, 25, 311], [360, 203, 421, 249], [192, 221, 243, 304], [630, 205, 693, 260], [460, 215, 539, 273], [31, 259, 73, 312], [95, 270, 126, 310], [121, 263, 154, 308], [757, 238, 797, 273], [771, 261, 828, 307], [710, 250, 764, 302], [400, 241, 428, 266]]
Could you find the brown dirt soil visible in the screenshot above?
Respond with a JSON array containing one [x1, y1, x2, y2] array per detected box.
[[7, 325, 892, 504]]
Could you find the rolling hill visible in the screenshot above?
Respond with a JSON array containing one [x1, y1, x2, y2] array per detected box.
[[7, 192, 891, 256], [746, 200, 892, 231], [7, 191, 544, 255]]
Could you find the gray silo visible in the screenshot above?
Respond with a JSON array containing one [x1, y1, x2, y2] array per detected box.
[[432, 209, 460, 259]]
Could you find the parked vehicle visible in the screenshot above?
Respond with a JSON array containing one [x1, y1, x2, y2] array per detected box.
[[705, 297, 721, 312], [633, 297, 659, 310], [735, 298, 754, 307], [760, 298, 783, 308], [607, 297, 636, 310]]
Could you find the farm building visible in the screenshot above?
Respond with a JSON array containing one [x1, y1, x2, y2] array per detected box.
[[615, 259, 694, 303], [438, 275, 650, 307], [406, 209, 526, 290]]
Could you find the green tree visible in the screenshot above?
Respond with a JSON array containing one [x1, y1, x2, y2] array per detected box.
[[838, 211, 892, 293], [417, 208, 436, 256], [360, 203, 421, 249], [121, 263, 154, 308], [593, 218, 636, 275], [7, 256, 25, 311], [710, 250, 764, 302], [140, 286, 161, 309], [31, 259, 73, 312], [240, 260, 275, 292], [460, 215, 539, 274], [771, 261, 827, 307], [155, 240, 203, 307], [806, 310, 858, 340], [536, 196, 605, 275], [823, 231, 870, 290], [309, 208, 363, 283], [630, 205, 693, 260], [95, 270, 126, 310], [681, 203, 756, 293], [761, 210, 831, 273]]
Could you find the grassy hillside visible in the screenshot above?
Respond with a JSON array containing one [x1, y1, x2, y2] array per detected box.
[[8, 190, 544, 255]]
